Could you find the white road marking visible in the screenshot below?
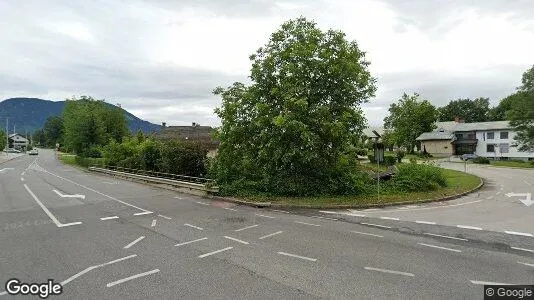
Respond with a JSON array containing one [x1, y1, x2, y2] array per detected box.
[[350, 231, 383, 238], [272, 209, 290, 214], [457, 225, 483, 230], [21, 177, 24, 182], [361, 222, 391, 229], [423, 233, 468, 241], [224, 236, 249, 245], [38, 166, 151, 214], [61, 254, 137, 285], [21, 171, 25, 176], [505, 231, 533, 237], [259, 231, 284, 239], [255, 213, 276, 219], [124, 236, 145, 249], [319, 210, 366, 217], [380, 217, 400, 221], [198, 247, 233, 258], [511, 246, 534, 253], [53, 189, 86, 200], [184, 223, 204, 231], [195, 201, 210, 206], [100, 216, 119, 220], [309, 216, 337, 221], [23, 184, 82, 228], [0, 168, 14, 173], [518, 261, 534, 267], [359, 199, 484, 214], [134, 211, 153, 216], [470, 280, 512, 286], [415, 220, 436, 225], [235, 224, 258, 232], [294, 221, 321, 227], [224, 207, 237, 212], [151, 219, 157, 227], [418, 243, 461, 253], [277, 252, 317, 262], [106, 269, 160, 288], [175, 237, 208, 247], [496, 191, 502, 195], [157, 214, 172, 220], [364, 267, 414, 277]]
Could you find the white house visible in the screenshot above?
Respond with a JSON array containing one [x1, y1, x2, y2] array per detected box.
[[8, 133, 29, 150], [417, 120, 534, 161]]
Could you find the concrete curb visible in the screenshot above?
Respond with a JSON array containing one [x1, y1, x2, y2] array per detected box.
[[209, 177, 484, 210]]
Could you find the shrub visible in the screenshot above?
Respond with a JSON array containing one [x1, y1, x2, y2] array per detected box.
[[356, 148, 368, 156], [416, 152, 433, 158], [473, 157, 490, 164], [396, 150, 405, 163], [409, 157, 417, 164], [384, 155, 396, 166], [391, 163, 447, 192], [368, 154, 376, 164]]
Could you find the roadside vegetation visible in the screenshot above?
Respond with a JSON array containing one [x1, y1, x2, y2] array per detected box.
[[489, 160, 534, 169]]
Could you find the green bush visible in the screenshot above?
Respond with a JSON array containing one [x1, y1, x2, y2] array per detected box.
[[368, 154, 376, 163], [409, 157, 417, 164], [416, 152, 433, 158], [390, 163, 447, 192], [356, 148, 368, 156], [384, 155, 396, 166], [473, 157, 490, 164], [75, 156, 104, 167], [396, 150, 405, 163]]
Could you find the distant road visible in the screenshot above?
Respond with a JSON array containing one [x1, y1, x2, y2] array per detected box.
[[0, 150, 533, 298]]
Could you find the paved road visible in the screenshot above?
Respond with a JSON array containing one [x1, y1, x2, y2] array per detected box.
[[1, 150, 533, 299]]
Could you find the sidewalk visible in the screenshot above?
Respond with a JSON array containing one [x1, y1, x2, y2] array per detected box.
[[0, 153, 23, 164]]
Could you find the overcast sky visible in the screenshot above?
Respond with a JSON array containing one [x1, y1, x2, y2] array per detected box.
[[1, 0, 533, 126]]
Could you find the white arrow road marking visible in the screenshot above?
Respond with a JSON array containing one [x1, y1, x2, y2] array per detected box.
[[53, 189, 86, 200], [505, 192, 533, 206], [24, 184, 82, 228]]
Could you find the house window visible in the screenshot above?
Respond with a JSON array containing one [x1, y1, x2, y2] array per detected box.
[[487, 132, 494, 139], [467, 133, 475, 139], [455, 134, 463, 140], [500, 143, 509, 153], [487, 144, 495, 152], [500, 131, 508, 139]]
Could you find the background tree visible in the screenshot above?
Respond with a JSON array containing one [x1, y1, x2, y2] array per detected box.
[[384, 93, 438, 153], [32, 129, 46, 147], [488, 94, 520, 121], [213, 17, 376, 196], [0, 129, 6, 150], [42, 116, 64, 147], [507, 66, 534, 151], [437, 97, 490, 122]]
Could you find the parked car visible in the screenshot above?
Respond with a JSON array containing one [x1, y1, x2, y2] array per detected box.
[[5, 148, 21, 153], [461, 153, 478, 161], [29, 149, 39, 155]]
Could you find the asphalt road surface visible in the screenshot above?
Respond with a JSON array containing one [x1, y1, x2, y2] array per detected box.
[[1, 150, 533, 299]]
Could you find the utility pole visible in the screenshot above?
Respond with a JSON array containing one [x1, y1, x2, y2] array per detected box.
[[5, 118, 9, 157]]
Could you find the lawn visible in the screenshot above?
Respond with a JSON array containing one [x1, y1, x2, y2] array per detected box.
[[489, 160, 534, 169], [239, 168, 481, 208], [58, 153, 105, 168]]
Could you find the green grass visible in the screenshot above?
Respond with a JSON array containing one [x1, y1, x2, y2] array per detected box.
[[489, 160, 534, 169], [58, 153, 105, 168], [238, 169, 481, 208], [58, 153, 76, 166]]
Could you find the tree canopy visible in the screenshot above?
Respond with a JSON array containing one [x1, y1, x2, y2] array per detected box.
[[213, 17, 376, 196], [384, 93, 438, 153], [0, 129, 6, 150], [437, 97, 490, 122], [507, 66, 534, 151]]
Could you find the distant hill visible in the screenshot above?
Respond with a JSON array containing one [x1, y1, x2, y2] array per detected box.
[[0, 98, 161, 134]]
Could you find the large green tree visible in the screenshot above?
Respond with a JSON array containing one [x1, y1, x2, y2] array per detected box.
[[437, 97, 490, 122], [384, 93, 438, 153], [0, 129, 6, 150], [508, 66, 534, 151], [213, 17, 376, 196], [42, 116, 64, 147]]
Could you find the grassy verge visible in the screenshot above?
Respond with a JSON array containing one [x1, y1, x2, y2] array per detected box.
[[238, 169, 481, 208], [489, 160, 534, 169], [58, 153, 104, 168]]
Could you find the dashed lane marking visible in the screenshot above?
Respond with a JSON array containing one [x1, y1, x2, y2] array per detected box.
[[364, 267, 414, 277], [184, 223, 204, 231], [505, 231, 533, 237], [470, 280, 512, 286], [277, 252, 317, 262], [157, 214, 172, 220], [224, 207, 237, 212], [350, 231, 383, 238], [294, 221, 321, 227], [223, 236, 249, 245], [195, 201, 210, 206], [198, 247, 233, 258], [151, 220, 157, 227], [380, 217, 400, 221], [456, 225, 483, 231], [423, 233, 468, 241], [255, 214, 276, 219], [309, 215, 337, 221], [175, 237, 208, 247], [518, 261, 534, 267], [134, 211, 153, 216], [61, 254, 137, 286], [272, 209, 290, 214], [259, 231, 284, 240], [418, 243, 461, 253], [361, 222, 391, 229], [511, 246, 534, 253], [106, 269, 160, 288], [124, 236, 145, 249], [235, 224, 258, 232], [100, 216, 119, 221], [415, 221, 436, 225]]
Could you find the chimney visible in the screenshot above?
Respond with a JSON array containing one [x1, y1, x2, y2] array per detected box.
[[162, 122, 166, 128]]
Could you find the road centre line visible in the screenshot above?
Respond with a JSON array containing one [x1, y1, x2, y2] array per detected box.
[[360, 222, 391, 229], [184, 223, 204, 230], [224, 236, 249, 244], [294, 221, 321, 227], [134, 211, 153, 216], [518, 261, 534, 267], [415, 220, 436, 225], [511, 246, 534, 253], [255, 213, 276, 219], [277, 252, 317, 262], [124, 236, 145, 249], [224, 207, 237, 212], [196, 201, 210, 206], [418, 243, 461, 253], [470, 280, 512, 286], [364, 267, 414, 277], [235, 224, 258, 232], [272, 209, 290, 214], [157, 214, 172, 220], [198, 247, 233, 258], [380, 217, 400, 221], [504, 231, 533, 237], [259, 231, 284, 239], [423, 233, 468, 241], [151, 220, 157, 227], [457, 225, 483, 230], [100, 216, 119, 220], [106, 269, 160, 288], [37, 166, 152, 214], [23, 184, 82, 228], [310, 215, 337, 221], [350, 231, 383, 238], [175, 237, 208, 247], [61, 254, 137, 286]]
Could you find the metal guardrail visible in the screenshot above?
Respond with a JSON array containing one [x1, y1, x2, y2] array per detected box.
[[88, 166, 218, 195], [96, 165, 214, 185]]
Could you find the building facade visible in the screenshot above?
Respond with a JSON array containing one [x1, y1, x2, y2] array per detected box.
[[8, 133, 29, 150]]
